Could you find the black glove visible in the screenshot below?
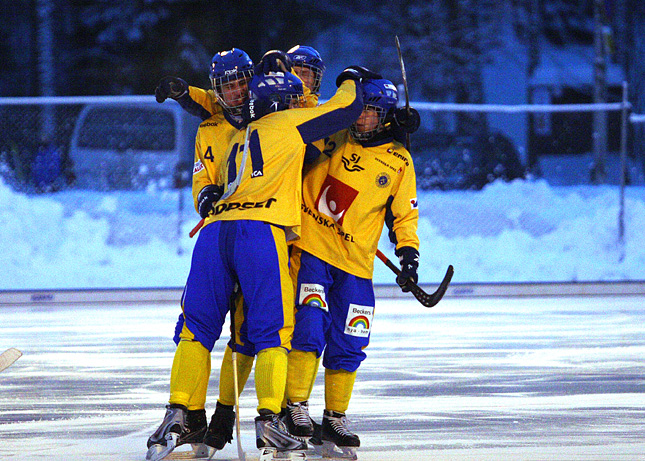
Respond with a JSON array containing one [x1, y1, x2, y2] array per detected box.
[[155, 77, 188, 103], [241, 98, 287, 126], [254, 50, 293, 75], [335, 65, 383, 87], [197, 184, 223, 219], [392, 107, 421, 134], [395, 246, 419, 292]]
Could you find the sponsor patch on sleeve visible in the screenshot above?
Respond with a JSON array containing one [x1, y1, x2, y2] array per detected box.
[[193, 159, 204, 175], [410, 198, 418, 209], [298, 283, 328, 312], [344, 303, 375, 338]]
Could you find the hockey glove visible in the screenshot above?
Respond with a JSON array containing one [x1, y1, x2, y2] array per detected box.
[[197, 184, 223, 219], [255, 50, 293, 75], [335, 65, 382, 87], [155, 77, 188, 103], [392, 107, 421, 134], [395, 246, 419, 293], [241, 98, 287, 126]]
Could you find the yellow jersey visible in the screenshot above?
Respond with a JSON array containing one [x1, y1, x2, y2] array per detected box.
[[204, 80, 362, 240], [189, 79, 317, 213], [191, 110, 242, 211], [293, 130, 419, 279]]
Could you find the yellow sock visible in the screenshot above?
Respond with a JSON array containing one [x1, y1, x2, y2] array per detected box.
[[286, 349, 320, 402], [218, 345, 255, 406], [186, 352, 210, 410], [325, 368, 356, 413], [255, 347, 288, 414], [169, 340, 211, 408]]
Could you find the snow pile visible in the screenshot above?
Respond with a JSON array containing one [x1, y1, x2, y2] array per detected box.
[[1, 177, 645, 289]]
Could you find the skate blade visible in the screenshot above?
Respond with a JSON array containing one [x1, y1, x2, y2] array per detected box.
[[146, 433, 179, 461], [258, 447, 307, 460], [160, 443, 213, 459], [321, 441, 357, 460]]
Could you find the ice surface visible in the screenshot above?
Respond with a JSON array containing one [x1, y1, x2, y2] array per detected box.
[[1, 295, 644, 460]]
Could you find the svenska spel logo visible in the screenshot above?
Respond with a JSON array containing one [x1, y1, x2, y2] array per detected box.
[[314, 175, 358, 225]]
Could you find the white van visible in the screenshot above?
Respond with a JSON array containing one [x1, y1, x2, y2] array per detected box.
[[69, 98, 198, 190]]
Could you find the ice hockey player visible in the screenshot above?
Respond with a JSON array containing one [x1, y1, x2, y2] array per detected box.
[[155, 44, 325, 122], [146, 47, 254, 461], [286, 44, 326, 105], [149, 53, 369, 460], [283, 72, 421, 459], [151, 46, 328, 458]]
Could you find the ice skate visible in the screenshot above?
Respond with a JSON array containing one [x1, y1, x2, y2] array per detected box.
[[170, 408, 209, 459], [255, 410, 308, 457], [180, 408, 208, 444], [146, 404, 187, 461], [202, 401, 235, 455], [283, 400, 315, 437], [320, 410, 359, 460]]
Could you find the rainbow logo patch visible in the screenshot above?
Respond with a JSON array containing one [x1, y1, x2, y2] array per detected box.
[[302, 293, 326, 309], [344, 303, 375, 338], [299, 284, 328, 312], [348, 315, 370, 330]]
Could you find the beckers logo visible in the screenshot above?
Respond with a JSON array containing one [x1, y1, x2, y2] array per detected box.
[[298, 283, 328, 312], [314, 175, 358, 225], [344, 303, 375, 338]]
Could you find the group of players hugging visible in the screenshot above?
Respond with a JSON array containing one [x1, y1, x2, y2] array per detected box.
[[146, 44, 421, 461]]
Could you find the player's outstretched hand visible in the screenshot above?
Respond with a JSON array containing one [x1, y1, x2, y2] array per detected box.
[[335, 65, 383, 87], [255, 50, 293, 75], [155, 77, 188, 103]]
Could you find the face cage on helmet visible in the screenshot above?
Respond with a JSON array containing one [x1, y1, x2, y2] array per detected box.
[[349, 104, 387, 141], [210, 70, 254, 116], [293, 62, 324, 94], [285, 93, 306, 109]]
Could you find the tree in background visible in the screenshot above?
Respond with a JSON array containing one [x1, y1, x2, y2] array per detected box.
[[68, 0, 318, 94], [0, 0, 321, 96], [308, 0, 502, 136]]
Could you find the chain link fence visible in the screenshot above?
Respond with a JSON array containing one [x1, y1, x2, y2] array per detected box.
[[0, 96, 199, 193], [2, 95, 645, 288]]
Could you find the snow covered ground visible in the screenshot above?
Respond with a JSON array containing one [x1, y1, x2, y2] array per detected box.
[[1, 295, 644, 461], [1, 176, 645, 290]]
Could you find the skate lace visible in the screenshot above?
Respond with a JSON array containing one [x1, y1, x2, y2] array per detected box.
[[287, 401, 311, 428], [329, 415, 354, 437]]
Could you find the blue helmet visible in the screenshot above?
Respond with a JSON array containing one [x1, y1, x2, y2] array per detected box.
[[350, 78, 399, 141], [286, 45, 325, 94], [249, 71, 305, 109], [209, 48, 254, 116]]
